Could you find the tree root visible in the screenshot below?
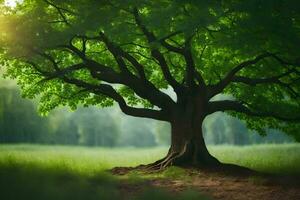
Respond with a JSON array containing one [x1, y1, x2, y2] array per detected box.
[[112, 153, 255, 176], [132, 142, 254, 175], [136, 154, 174, 172], [137, 145, 189, 172]]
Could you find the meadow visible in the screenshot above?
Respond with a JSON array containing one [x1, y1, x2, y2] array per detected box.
[[0, 143, 300, 200]]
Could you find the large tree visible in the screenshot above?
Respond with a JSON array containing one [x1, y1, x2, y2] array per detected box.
[[0, 0, 299, 169]]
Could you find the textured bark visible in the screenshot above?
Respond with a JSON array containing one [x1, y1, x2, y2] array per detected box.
[[144, 119, 220, 171], [169, 120, 220, 167]]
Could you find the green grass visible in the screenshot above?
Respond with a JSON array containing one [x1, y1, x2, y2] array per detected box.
[[0, 144, 210, 200], [208, 143, 300, 175], [0, 144, 168, 175], [1, 143, 299, 175], [0, 143, 299, 200]]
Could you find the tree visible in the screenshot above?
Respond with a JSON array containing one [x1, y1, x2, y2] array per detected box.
[[0, 0, 299, 169], [0, 88, 50, 143], [75, 107, 120, 147], [118, 116, 157, 147], [154, 122, 171, 146]]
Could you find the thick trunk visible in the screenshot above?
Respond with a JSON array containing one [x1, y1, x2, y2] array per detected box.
[[168, 120, 220, 167], [143, 93, 221, 170], [144, 118, 220, 171]]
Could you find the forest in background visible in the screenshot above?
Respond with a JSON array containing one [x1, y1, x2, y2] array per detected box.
[[0, 77, 293, 147]]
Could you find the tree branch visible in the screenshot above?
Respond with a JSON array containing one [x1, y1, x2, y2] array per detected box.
[[132, 7, 183, 94], [98, 32, 146, 80], [208, 52, 300, 98], [158, 31, 185, 54], [60, 77, 170, 121], [132, 8, 207, 91], [32, 46, 176, 110], [41, 63, 85, 82], [43, 0, 75, 26], [182, 37, 206, 88], [208, 100, 300, 122], [231, 69, 299, 99], [208, 53, 273, 97], [26, 58, 170, 121]]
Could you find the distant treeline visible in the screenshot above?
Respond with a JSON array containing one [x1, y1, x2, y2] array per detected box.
[[0, 88, 294, 146]]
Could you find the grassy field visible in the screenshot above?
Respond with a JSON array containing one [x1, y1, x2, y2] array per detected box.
[[1, 143, 299, 175], [210, 144, 300, 175], [0, 144, 167, 175], [0, 143, 300, 200]]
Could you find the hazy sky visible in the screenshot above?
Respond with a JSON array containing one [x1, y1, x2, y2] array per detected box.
[[0, 70, 17, 89]]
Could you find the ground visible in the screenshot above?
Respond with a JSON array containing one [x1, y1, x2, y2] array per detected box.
[[0, 144, 300, 200], [114, 168, 300, 200]]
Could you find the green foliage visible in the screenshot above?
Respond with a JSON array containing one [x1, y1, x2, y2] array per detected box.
[[0, 0, 299, 140]]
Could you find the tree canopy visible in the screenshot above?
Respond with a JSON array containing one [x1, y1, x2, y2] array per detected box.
[[0, 0, 299, 140]]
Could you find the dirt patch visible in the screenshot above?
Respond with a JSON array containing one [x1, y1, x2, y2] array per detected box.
[[111, 166, 136, 175], [181, 170, 300, 200], [113, 168, 300, 200]]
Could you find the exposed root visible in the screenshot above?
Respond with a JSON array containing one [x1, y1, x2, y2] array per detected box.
[[146, 152, 180, 172], [121, 143, 254, 175], [137, 153, 176, 172], [138, 144, 189, 172], [112, 156, 256, 177]]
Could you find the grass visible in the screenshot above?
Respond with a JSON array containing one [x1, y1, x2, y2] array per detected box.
[[1, 143, 299, 175], [0, 144, 209, 200], [208, 143, 300, 175], [0, 144, 168, 175], [0, 143, 299, 200]]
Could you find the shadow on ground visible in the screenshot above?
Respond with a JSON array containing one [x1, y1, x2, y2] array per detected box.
[[0, 163, 210, 200], [112, 165, 300, 200]]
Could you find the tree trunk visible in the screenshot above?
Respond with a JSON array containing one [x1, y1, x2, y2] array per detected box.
[[145, 117, 221, 170], [169, 120, 220, 167], [140, 92, 223, 171]]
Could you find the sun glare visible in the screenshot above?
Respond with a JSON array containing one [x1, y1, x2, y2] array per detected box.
[[4, 0, 21, 8]]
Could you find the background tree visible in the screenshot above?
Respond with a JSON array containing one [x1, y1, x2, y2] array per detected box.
[[75, 107, 120, 147], [0, 82, 292, 146], [0, 88, 50, 143], [0, 0, 299, 169], [154, 122, 171, 146], [118, 116, 157, 147]]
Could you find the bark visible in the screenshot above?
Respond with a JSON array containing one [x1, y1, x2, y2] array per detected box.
[[168, 120, 220, 167], [136, 94, 255, 174], [143, 102, 221, 171]]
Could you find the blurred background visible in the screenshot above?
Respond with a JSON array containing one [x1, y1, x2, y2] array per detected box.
[[0, 73, 294, 147]]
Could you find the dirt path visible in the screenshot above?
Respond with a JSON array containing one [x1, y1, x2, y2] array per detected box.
[[113, 168, 300, 200]]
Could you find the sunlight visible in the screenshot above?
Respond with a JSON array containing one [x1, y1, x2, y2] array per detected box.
[[4, 0, 21, 8]]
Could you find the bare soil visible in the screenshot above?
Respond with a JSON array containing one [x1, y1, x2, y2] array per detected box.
[[112, 167, 300, 200]]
